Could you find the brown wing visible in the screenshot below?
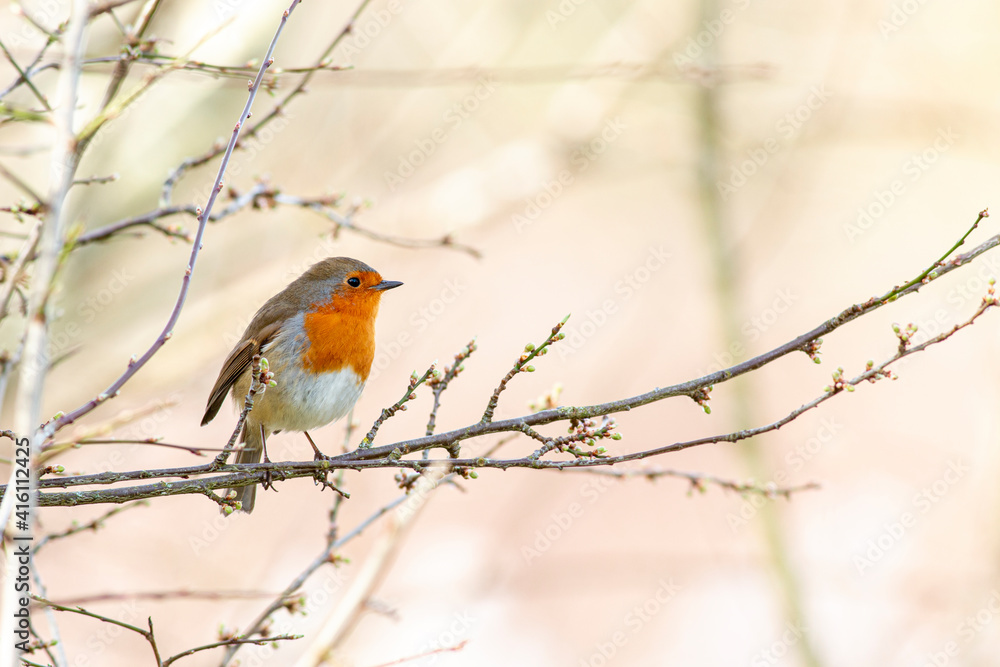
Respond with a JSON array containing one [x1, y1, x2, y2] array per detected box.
[[200, 321, 282, 426]]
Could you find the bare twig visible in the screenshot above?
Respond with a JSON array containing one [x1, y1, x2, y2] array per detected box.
[[0, 37, 52, 112], [287, 195, 480, 258], [0, 218, 42, 318], [425, 339, 477, 438], [71, 173, 119, 186], [75, 183, 477, 256], [212, 354, 272, 468], [32, 596, 163, 666], [34, 501, 147, 553], [74, 204, 198, 245], [45, 589, 281, 606], [95, 0, 163, 111], [481, 316, 568, 423], [367, 641, 469, 667], [566, 466, 820, 498], [66, 438, 223, 456], [163, 633, 300, 667], [0, 161, 45, 206], [220, 491, 401, 665], [359, 364, 436, 449]]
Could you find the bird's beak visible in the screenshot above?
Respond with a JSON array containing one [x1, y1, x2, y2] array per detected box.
[[373, 280, 403, 291]]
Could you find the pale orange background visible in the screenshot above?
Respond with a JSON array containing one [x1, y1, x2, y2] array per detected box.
[[2, 0, 1000, 665]]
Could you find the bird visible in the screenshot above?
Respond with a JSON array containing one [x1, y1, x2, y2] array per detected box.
[[201, 257, 402, 513]]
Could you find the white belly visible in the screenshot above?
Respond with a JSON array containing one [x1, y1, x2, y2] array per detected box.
[[233, 361, 365, 433]]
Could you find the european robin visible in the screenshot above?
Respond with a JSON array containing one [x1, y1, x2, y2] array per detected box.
[[201, 257, 402, 513]]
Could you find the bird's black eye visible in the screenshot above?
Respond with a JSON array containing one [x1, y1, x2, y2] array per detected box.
[[347, 277, 361, 287]]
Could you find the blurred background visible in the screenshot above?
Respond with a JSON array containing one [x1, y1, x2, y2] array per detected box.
[[2, 0, 1000, 664]]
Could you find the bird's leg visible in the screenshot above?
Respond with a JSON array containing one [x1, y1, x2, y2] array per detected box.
[[304, 431, 327, 461], [260, 424, 276, 492]]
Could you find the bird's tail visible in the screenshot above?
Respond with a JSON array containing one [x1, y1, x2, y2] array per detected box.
[[224, 423, 262, 514]]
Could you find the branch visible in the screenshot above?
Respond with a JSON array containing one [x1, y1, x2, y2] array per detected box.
[[0, 217, 42, 318], [162, 634, 300, 667], [33, 596, 163, 666], [566, 467, 820, 498], [219, 488, 405, 665], [481, 316, 567, 423], [367, 641, 469, 667], [74, 182, 478, 256], [212, 354, 272, 469], [425, 339, 477, 438], [73, 204, 197, 246], [44, 589, 279, 606], [33, 501, 147, 553], [5, 215, 999, 508], [359, 364, 435, 449]]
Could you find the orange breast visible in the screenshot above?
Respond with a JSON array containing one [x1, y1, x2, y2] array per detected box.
[[302, 292, 380, 379]]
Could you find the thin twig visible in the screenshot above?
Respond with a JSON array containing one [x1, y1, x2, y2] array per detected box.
[[67, 438, 223, 456], [34, 501, 147, 553], [425, 339, 477, 438], [565, 466, 820, 498], [359, 364, 436, 448], [76, 183, 477, 256], [219, 491, 399, 665], [163, 634, 300, 667], [0, 37, 52, 111], [481, 316, 568, 423], [0, 217, 42, 318], [45, 589, 281, 606], [212, 354, 272, 468], [367, 641, 469, 667], [0, 161, 45, 206], [33, 596, 163, 666]]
